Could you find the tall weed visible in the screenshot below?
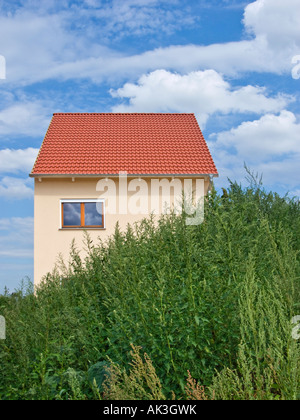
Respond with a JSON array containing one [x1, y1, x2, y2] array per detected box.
[[0, 179, 299, 399]]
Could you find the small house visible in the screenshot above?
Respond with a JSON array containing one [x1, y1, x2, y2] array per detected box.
[[30, 113, 218, 285]]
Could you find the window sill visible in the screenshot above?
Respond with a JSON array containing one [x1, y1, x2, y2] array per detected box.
[[59, 228, 106, 231]]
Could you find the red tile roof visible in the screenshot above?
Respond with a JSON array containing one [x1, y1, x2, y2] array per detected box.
[[30, 113, 218, 176]]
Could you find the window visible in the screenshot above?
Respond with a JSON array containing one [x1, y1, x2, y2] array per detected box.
[[61, 200, 104, 229]]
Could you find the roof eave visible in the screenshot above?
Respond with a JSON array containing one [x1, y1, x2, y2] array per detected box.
[[29, 173, 219, 178]]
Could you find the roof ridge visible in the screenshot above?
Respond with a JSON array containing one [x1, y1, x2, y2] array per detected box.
[[52, 112, 195, 116]]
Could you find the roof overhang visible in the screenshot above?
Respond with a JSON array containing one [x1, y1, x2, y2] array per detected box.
[[29, 173, 219, 179]]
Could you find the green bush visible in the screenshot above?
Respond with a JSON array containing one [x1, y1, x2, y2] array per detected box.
[[0, 177, 299, 400]]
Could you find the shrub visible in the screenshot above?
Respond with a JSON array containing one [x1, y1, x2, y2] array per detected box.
[[0, 178, 299, 400]]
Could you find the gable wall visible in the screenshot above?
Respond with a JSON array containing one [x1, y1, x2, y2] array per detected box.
[[34, 176, 210, 286]]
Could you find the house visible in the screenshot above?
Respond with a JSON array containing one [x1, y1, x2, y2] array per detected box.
[[30, 113, 218, 286]]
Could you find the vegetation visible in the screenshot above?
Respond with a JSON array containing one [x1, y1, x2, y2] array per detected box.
[[0, 175, 299, 400]]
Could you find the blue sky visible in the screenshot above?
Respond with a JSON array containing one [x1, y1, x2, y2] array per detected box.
[[0, 0, 299, 292]]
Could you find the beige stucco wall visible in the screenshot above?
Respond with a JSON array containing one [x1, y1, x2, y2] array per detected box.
[[34, 176, 210, 286]]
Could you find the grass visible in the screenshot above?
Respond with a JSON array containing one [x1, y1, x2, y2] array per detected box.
[[0, 175, 299, 400]]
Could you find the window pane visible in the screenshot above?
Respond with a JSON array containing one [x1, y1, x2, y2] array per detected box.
[[84, 202, 103, 226], [63, 203, 81, 226]]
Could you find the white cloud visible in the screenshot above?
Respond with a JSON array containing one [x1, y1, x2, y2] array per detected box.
[[53, 0, 300, 80], [111, 69, 292, 126], [209, 110, 300, 189], [0, 1, 196, 85], [0, 12, 70, 84], [254, 158, 300, 188], [0, 8, 111, 85], [244, 0, 300, 51], [196, 0, 249, 9], [0, 0, 299, 86], [0, 215, 34, 292], [0, 176, 34, 200], [0, 216, 33, 231], [212, 111, 300, 160], [289, 189, 300, 199], [0, 101, 51, 137], [0, 148, 39, 174], [120, 0, 300, 77], [25, 37, 280, 84], [80, 0, 197, 38], [0, 214, 34, 291], [0, 217, 33, 258]]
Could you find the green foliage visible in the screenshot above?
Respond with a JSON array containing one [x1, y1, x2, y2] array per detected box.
[[88, 361, 111, 392], [211, 257, 300, 400], [0, 178, 299, 400], [102, 344, 167, 400]]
